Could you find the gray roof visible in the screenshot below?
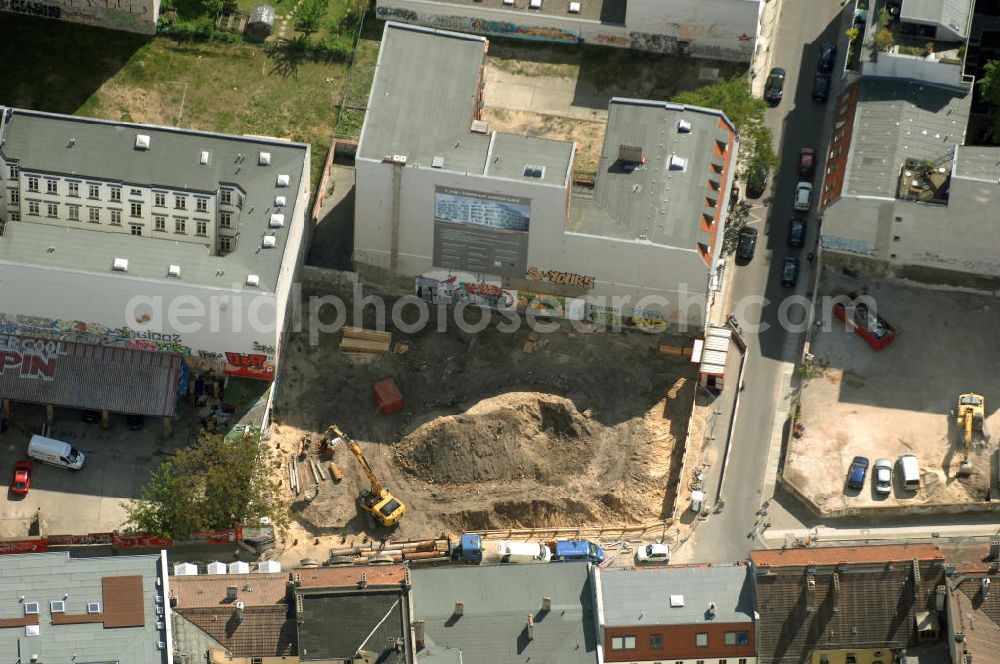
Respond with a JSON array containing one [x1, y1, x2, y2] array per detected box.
[[411, 564, 598, 664], [0, 107, 308, 292], [843, 79, 970, 198], [900, 0, 972, 38], [569, 98, 735, 253], [398, 0, 628, 23], [0, 551, 166, 664], [954, 145, 1000, 180], [600, 566, 754, 627], [298, 589, 408, 663], [358, 23, 573, 187]]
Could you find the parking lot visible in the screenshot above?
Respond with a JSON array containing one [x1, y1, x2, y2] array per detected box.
[[783, 273, 1000, 513], [0, 402, 203, 538]]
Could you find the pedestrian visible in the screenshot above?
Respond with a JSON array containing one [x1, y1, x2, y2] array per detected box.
[[807, 252, 814, 263]]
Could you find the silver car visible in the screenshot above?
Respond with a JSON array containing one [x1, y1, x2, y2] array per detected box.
[[874, 458, 892, 494]]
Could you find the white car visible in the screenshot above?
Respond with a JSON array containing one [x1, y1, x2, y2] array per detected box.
[[635, 543, 671, 564], [794, 182, 813, 211], [874, 458, 892, 494]]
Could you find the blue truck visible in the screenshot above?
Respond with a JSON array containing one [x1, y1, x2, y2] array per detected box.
[[449, 534, 604, 564], [551, 540, 605, 564]]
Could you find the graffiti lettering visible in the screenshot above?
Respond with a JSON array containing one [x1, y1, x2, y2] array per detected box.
[[526, 267, 596, 289], [251, 341, 276, 354], [470, 18, 579, 43], [198, 350, 224, 359], [0, 335, 65, 381], [595, 33, 628, 46], [0, 0, 61, 16], [374, 5, 416, 20], [225, 352, 275, 380]]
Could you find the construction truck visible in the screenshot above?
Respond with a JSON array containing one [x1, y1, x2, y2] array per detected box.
[[955, 393, 987, 478], [327, 425, 406, 528]]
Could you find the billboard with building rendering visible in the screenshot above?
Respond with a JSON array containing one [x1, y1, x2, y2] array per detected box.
[[432, 186, 531, 276]]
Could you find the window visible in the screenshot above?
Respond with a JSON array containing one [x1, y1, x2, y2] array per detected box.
[[131, 202, 142, 218], [720, 660, 727, 664], [610, 636, 637, 651], [110, 187, 121, 202], [88, 207, 100, 223], [196, 220, 208, 236], [739, 659, 748, 664], [220, 236, 232, 253], [9, 189, 18, 204], [68, 181, 79, 197], [890, 253, 897, 259], [47, 203, 58, 217], [130, 188, 141, 196], [175, 195, 186, 209], [696, 633, 708, 647], [28, 201, 39, 216], [7, 164, 17, 180], [220, 211, 232, 228], [27, 176, 39, 192], [154, 192, 165, 207], [110, 209, 121, 226], [893, 235, 901, 242], [220, 189, 232, 205], [196, 198, 208, 212], [89, 183, 100, 199], [725, 632, 749, 646], [154, 215, 166, 232], [820, 656, 830, 664], [8, 212, 19, 222], [650, 634, 663, 650], [894, 216, 902, 222], [846, 655, 857, 664], [46, 179, 57, 194], [130, 224, 142, 236], [175, 218, 186, 234], [68, 206, 79, 221]]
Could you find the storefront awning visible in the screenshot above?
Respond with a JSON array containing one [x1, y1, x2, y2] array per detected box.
[[0, 334, 181, 417]]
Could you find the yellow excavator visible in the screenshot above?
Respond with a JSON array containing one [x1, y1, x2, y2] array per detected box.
[[327, 425, 406, 528], [955, 393, 986, 478]]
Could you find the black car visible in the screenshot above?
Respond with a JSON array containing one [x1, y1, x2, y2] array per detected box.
[[745, 163, 769, 199], [781, 257, 800, 287], [764, 67, 786, 105], [736, 227, 759, 261], [818, 42, 837, 73], [126, 414, 145, 430], [846, 456, 870, 490], [813, 73, 831, 102], [787, 217, 806, 247]]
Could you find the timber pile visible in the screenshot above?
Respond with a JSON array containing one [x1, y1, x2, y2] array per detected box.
[[341, 327, 392, 354], [328, 537, 452, 565]]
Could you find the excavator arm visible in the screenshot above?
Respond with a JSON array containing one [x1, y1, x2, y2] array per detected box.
[[327, 424, 406, 527], [348, 441, 383, 496]]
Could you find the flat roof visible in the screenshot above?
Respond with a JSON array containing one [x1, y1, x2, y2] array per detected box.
[[0, 551, 166, 664], [751, 543, 944, 568], [900, 0, 972, 38], [358, 23, 574, 186], [569, 98, 735, 252], [954, 145, 1000, 181], [297, 588, 409, 663], [0, 107, 308, 292], [600, 565, 753, 627], [406, 0, 628, 23], [411, 564, 597, 664], [843, 80, 969, 198]]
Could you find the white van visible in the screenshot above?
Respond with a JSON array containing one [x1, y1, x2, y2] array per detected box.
[[898, 453, 920, 491], [495, 540, 552, 564], [28, 435, 85, 471]]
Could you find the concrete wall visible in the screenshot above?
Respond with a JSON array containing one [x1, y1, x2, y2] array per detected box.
[[374, 0, 759, 62], [861, 52, 967, 89], [272, 147, 311, 377], [0, 0, 159, 34]]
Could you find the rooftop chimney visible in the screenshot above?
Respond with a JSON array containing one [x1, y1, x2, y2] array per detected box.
[[990, 540, 1000, 561], [234, 600, 245, 626], [527, 614, 534, 641], [707, 602, 716, 618], [542, 597, 552, 612], [982, 578, 991, 600], [832, 573, 841, 613], [226, 586, 238, 601], [454, 601, 464, 617], [413, 620, 426, 649]]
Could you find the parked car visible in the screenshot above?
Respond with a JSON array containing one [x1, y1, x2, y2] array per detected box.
[[81, 410, 101, 424], [736, 227, 759, 261], [745, 163, 769, 199], [818, 42, 837, 73], [10, 460, 32, 496], [794, 182, 813, 211], [787, 217, 806, 247], [126, 414, 145, 431], [764, 67, 786, 105], [635, 543, 671, 564], [846, 456, 870, 490], [873, 458, 892, 495], [813, 73, 831, 102], [898, 453, 921, 491], [798, 147, 816, 178], [781, 257, 800, 287]]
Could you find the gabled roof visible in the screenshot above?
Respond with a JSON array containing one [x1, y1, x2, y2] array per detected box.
[[950, 573, 1000, 664], [751, 543, 944, 568]]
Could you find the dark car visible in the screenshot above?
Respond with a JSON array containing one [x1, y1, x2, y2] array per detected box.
[[818, 42, 837, 73], [813, 73, 831, 102], [846, 456, 870, 490], [736, 227, 759, 261], [764, 67, 786, 105], [745, 163, 768, 199], [787, 217, 806, 247], [781, 257, 800, 287], [798, 147, 816, 178], [82, 410, 101, 424], [126, 414, 145, 431]]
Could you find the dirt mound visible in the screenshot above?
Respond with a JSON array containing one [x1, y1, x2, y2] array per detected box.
[[396, 393, 594, 483]]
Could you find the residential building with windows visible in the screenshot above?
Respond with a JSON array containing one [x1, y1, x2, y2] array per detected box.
[[0, 106, 309, 417], [596, 565, 755, 664]]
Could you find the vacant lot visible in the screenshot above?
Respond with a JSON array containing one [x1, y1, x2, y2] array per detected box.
[[269, 284, 696, 545], [785, 274, 1000, 513]]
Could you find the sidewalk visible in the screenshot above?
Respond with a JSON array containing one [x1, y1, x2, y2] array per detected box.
[[751, 0, 787, 97]]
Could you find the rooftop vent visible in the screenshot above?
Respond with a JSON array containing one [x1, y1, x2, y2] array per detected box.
[[135, 134, 151, 150], [471, 120, 489, 134], [262, 235, 277, 249], [677, 119, 692, 133], [168, 264, 181, 278], [274, 195, 286, 207], [24, 602, 39, 615], [432, 156, 445, 169], [200, 151, 211, 165], [258, 151, 271, 166], [276, 174, 290, 187], [174, 562, 198, 576], [87, 602, 101, 614], [670, 595, 684, 607], [669, 154, 687, 170], [113, 258, 129, 272], [269, 213, 285, 228], [619, 144, 644, 163], [257, 560, 281, 573], [207, 561, 228, 575], [50, 601, 65, 613], [569, 1, 581, 12], [246, 274, 260, 287], [529, 0, 541, 7], [523, 164, 545, 179]]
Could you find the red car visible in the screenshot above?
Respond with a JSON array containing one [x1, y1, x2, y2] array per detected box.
[[11, 460, 31, 496], [798, 148, 816, 179]]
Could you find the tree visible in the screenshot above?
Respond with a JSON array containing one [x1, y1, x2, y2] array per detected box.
[[673, 76, 777, 170], [124, 431, 286, 539], [294, 0, 328, 34], [722, 200, 752, 255], [874, 27, 895, 52], [978, 60, 1000, 143]]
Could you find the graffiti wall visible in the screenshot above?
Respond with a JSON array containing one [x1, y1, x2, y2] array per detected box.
[[0, 0, 159, 34], [416, 272, 518, 310], [375, 2, 582, 44]]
